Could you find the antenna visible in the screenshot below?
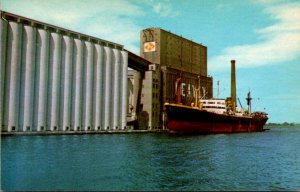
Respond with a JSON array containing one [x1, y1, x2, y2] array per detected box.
[[237, 98, 243, 109], [217, 80, 220, 98], [201, 87, 207, 99]]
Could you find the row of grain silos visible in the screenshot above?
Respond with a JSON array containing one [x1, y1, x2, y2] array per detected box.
[[0, 18, 128, 132]]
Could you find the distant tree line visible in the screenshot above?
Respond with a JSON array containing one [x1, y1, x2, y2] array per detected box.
[[267, 122, 300, 126]]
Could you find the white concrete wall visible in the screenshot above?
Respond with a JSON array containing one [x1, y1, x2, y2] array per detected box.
[[0, 19, 8, 131], [48, 32, 62, 131], [94, 45, 104, 130], [20, 25, 37, 131], [120, 51, 128, 129], [83, 41, 94, 131], [35, 28, 49, 131], [1, 21, 128, 132], [103, 47, 112, 130], [112, 49, 120, 129], [5, 21, 22, 132], [61, 35, 74, 131]]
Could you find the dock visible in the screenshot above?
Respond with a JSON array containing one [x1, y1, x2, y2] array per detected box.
[[1, 129, 168, 136]]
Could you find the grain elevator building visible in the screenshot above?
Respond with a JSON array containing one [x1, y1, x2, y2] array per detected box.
[[139, 28, 213, 129]]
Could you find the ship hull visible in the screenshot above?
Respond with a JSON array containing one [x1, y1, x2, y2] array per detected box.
[[165, 104, 268, 134]]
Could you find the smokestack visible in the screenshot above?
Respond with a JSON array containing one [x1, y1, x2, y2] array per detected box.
[[231, 60, 236, 112]]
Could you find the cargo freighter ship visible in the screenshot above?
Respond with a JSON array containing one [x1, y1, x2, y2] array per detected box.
[[164, 60, 268, 134]]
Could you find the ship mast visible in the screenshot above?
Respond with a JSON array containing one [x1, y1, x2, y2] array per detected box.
[[246, 91, 252, 114]]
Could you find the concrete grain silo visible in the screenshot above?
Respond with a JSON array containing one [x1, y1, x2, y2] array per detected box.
[[0, 11, 128, 132]]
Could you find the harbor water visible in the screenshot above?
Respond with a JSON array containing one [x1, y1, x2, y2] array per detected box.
[[2, 126, 300, 191]]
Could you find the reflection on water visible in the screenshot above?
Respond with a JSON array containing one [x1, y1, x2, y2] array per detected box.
[[2, 126, 300, 190]]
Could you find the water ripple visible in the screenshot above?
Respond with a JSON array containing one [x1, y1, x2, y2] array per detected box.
[[2, 127, 300, 190]]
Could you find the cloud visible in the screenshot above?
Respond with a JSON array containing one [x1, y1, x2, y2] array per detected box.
[[215, 3, 232, 11], [85, 16, 142, 53], [143, 0, 179, 17], [153, 2, 178, 17], [2, 0, 182, 54], [209, 2, 300, 71], [2, 0, 144, 53]]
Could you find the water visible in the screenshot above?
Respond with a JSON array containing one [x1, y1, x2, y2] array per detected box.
[[2, 126, 300, 191]]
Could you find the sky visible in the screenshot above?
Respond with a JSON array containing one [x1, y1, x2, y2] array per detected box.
[[1, 0, 300, 123]]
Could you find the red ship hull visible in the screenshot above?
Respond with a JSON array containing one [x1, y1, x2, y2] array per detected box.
[[165, 104, 268, 134]]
